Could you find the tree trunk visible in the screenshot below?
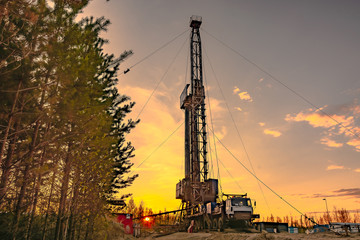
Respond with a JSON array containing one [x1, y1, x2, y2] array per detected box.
[[69, 215, 77, 240], [41, 164, 58, 240], [66, 167, 80, 240], [21, 68, 52, 239], [76, 217, 83, 240], [84, 214, 93, 240], [0, 80, 21, 167], [0, 118, 20, 205], [12, 161, 31, 240], [12, 115, 42, 240], [54, 142, 73, 240], [25, 146, 47, 240]]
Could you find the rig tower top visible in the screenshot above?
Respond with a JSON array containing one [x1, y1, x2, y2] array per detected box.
[[190, 15, 202, 28]]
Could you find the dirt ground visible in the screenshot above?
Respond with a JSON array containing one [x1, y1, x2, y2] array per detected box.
[[118, 231, 360, 240], [155, 232, 360, 240]]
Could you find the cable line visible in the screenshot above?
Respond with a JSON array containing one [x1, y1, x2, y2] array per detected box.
[[217, 157, 245, 193], [209, 127, 317, 224], [180, 39, 189, 176], [204, 115, 214, 178], [121, 29, 189, 75], [130, 121, 184, 175], [184, 37, 190, 85], [202, 28, 360, 140], [134, 36, 188, 121], [203, 65, 223, 195], [203, 46, 272, 214]]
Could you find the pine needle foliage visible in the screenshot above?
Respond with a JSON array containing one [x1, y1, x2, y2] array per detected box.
[[0, 1, 138, 239]]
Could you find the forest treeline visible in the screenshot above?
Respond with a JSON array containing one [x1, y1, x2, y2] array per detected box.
[[261, 206, 360, 227], [0, 1, 138, 239]]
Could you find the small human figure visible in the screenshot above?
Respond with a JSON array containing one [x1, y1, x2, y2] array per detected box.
[[187, 220, 195, 233], [133, 223, 140, 237]]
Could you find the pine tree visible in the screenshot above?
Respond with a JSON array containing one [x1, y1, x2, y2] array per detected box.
[[0, 1, 139, 239]]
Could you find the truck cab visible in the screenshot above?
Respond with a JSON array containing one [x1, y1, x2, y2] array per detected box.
[[223, 193, 260, 223], [225, 196, 253, 220]]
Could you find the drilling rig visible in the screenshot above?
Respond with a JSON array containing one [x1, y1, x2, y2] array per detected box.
[[176, 16, 259, 231]]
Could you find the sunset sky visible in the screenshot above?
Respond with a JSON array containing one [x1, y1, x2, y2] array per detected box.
[[81, 0, 360, 218]]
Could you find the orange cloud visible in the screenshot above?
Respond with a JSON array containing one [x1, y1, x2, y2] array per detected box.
[[238, 91, 253, 102], [285, 107, 360, 152], [354, 169, 360, 173], [326, 165, 345, 170], [285, 110, 353, 128], [309, 188, 360, 199], [234, 107, 242, 111], [233, 86, 240, 94], [354, 107, 360, 115], [233, 87, 253, 102], [347, 138, 360, 151], [338, 126, 360, 138], [320, 137, 343, 148], [259, 122, 265, 127], [263, 129, 282, 138]]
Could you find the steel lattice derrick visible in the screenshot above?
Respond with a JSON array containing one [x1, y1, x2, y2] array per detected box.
[[189, 16, 207, 186], [178, 16, 215, 212]]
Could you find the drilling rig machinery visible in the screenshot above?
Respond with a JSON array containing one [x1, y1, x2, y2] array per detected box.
[[175, 15, 259, 232]]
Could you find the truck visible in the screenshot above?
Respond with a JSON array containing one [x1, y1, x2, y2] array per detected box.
[[176, 178, 259, 231]]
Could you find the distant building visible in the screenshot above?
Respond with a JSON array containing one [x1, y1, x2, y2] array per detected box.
[[330, 222, 360, 233], [117, 214, 133, 234], [288, 226, 298, 233], [254, 222, 288, 233], [313, 224, 330, 232]]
